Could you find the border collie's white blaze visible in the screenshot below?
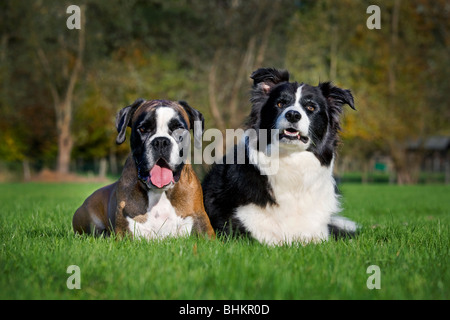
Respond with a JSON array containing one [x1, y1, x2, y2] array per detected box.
[[202, 67, 357, 245], [275, 85, 311, 152]]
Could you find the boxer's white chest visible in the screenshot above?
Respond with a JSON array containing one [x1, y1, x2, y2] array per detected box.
[[126, 191, 193, 240]]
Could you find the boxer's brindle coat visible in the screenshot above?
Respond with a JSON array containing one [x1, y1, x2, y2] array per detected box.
[[72, 99, 215, 239]]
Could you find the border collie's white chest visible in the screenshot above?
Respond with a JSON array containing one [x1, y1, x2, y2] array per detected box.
[[126, 191, 193, 240], [236, 151, 339, 245]]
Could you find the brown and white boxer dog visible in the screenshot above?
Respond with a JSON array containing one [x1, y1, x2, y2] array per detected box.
[[72, 99, 215, 239]]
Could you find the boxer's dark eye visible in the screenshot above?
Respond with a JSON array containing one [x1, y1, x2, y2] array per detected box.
[[138, 127, 147, 134], [168, 120, 183, 132]]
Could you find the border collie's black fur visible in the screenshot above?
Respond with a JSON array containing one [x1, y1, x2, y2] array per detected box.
[[202, 68, 358, 245]]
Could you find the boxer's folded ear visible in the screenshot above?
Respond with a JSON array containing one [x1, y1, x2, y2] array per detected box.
[[178, 100, 204, 149], [116, 98, 145, 145]]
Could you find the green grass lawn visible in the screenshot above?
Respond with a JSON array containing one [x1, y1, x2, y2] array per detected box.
[[0, 183, 448, 300]]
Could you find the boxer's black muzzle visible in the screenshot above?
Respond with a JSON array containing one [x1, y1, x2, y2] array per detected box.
[[151, 137, 171, 157]]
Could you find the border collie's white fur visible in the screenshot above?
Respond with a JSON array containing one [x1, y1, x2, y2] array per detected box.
[[202, 68, 358, 245]]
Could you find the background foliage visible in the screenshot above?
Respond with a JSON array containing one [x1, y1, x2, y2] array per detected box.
[[0, 0, 448, 183]]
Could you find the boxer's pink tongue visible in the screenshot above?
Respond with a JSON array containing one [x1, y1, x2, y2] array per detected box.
[[149, 164, 174, 188]]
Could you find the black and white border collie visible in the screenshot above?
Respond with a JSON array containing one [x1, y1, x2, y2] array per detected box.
[[202, 67, 358, 245]]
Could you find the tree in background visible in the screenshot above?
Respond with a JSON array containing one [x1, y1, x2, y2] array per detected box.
[[286, 0, 449, 183], [0, 0, 448, 183], [32, 3, 86, 175], [0, 1, 60, 178]]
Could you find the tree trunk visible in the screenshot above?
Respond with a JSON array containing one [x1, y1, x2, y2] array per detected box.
[[22, 159, 31, 181], [208, 52, 226, 132], [388, 0, 401, 97], [56, 101, 74, 175], [109, 150, 118, 176], [328, 1, 338, 81], [56, 133, 73, 175], [35, 5, 85, 175], [387, 0, 404, 184], [395, 167, 415, 185], [362, 160, 370, 184], [445, 156, 450, 185], [390, 145, 421, 185], [99, 157, 107, 178], [229, 36, 255, 128]]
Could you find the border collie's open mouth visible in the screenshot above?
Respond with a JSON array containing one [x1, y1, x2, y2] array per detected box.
[[280, 128, 309, 143], [139, 159, 181, 189]]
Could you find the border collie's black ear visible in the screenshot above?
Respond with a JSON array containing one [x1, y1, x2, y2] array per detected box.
[[250, 68, 290, 95], [319, 82, 355, 110], [178, 100, 204, 149], [115, 98, 146, 145]]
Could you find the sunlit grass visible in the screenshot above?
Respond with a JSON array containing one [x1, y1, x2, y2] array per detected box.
[[0, 183, 448, 299]]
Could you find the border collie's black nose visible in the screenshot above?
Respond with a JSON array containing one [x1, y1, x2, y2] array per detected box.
[[151, 137, 171, 154], [285, 110, 301, 123]]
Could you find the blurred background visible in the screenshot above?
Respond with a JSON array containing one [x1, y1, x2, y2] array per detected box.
[[0, 0, 448, 184]]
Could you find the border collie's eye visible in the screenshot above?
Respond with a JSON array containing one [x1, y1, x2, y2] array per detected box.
[[139, 127, 145, 133], [306, 105, 315, 112], [277, 102, 283, 108]]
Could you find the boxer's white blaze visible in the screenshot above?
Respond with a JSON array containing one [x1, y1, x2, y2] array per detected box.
[[148, 107, 182, 178], [126, 191, 193, 239], [155, 107, 176, 136]]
